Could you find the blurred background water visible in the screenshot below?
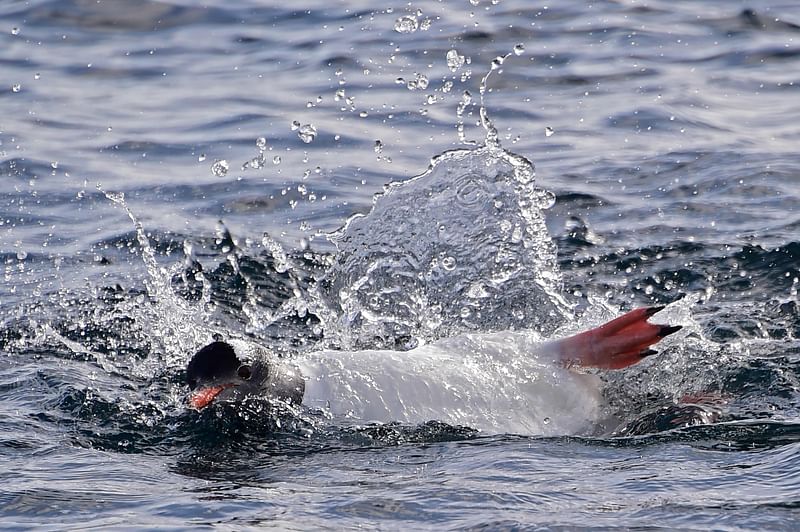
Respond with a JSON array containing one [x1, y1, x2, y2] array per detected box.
[[1, 0, 800, 529]]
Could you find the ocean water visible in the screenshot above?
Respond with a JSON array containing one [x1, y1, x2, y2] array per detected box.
[[2, 0, 800, 529]]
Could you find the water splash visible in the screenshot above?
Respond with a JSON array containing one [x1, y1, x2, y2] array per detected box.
[[455, 44, 524, 148], [100, 188, 216, 365], [309, 143, 570, 350]]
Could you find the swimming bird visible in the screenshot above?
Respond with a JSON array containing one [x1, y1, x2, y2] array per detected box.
[[186, 306, 681, 435]]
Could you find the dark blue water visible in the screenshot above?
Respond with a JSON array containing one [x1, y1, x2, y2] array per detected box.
[[2, 0, 800, 528]]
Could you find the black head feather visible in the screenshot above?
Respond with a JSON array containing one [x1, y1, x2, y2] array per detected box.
[[186, 341, 240, 390]]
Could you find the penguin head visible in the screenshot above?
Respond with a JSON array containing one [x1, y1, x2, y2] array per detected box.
[[185, 341, 265, 409]]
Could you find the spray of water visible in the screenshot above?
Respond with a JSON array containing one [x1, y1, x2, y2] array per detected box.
[[22, 45, 730, 438]]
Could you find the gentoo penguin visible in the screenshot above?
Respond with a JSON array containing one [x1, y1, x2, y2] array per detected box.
[[186, 306, 681, 434]]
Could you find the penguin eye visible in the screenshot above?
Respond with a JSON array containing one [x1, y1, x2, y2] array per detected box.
[[237, 364, 252, 380]]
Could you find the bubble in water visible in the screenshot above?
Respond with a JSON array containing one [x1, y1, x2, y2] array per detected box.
[[256, 137, 267, 150], [16, 250, 27, 260], [446, 49, 466, 73], [11, 27, 20, 36], [545, 126, 554, 137], [273, 156, 281, 165], [374, 140, 383, 153], [33, 73, 40, 80], [513, 43, 525, 56], [334, 88, 345, 101], [211, 159, 229, 177], [50, 161, 58, 169], [291, 120, 301, 131], [543, 417, 551, 425], [394, 15, 419, 33], [198, 153, 206, 162], [11, 83, 21, 93], [419, 18, 432, 31], [442, 256, 457, 271], [298, 124, 317, 143]]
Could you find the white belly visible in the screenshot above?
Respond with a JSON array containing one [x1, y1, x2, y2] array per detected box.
[[298, 331, 602, 436]]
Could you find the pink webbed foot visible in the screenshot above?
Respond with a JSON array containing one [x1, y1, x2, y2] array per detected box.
[[553, 306, 681, 370]]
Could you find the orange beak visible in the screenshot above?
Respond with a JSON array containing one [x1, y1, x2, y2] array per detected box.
[[189, 383, 235, 410]]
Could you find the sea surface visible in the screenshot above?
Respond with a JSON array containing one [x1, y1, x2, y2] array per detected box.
[[2, 0, 800, 529]]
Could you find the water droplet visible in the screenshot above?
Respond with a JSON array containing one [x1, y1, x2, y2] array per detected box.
[[359, 111, 368, 118], [374, 140, 383, 153], [545, 126, 554, 137], [394, 15, 419, 33], [16, 250, 27, 260], [334, 88, 345, 101], [11, 83, 21, 93], [33, 73, 40, 80], [243, 154, 265, 170], [543, 417, 551, 425], [441, 80, 453, 93], [291, 120, 301, 130], [298, 124, 317, 143], [256, 137, 267, 150], [407, 73, 429, 91], [273, 156, 281, 165], [198, 153, 206, 162], [513, 43, 525, 56], [536, 189, 556, 209], [446, 49, 465, 72], [11, 27, 20, 36], [211, 159, 229, 177], [491, 56, 505, 70], [420, 18, 432, 31], [50, 161, 58, 169]]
